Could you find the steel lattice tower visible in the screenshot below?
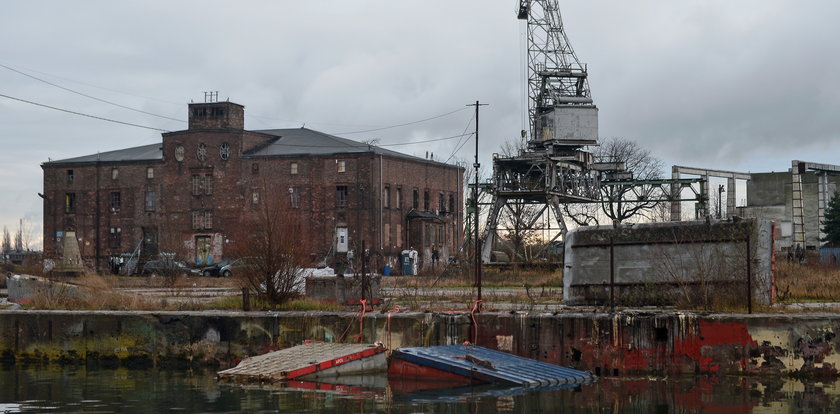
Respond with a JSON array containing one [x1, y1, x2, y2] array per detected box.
[[479, 1, 599, 264]]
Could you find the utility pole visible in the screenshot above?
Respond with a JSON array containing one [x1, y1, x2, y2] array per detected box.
[[467, 100, 488, 306]]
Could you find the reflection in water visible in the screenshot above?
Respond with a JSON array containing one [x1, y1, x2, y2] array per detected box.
[[1, 363, 839, 413]]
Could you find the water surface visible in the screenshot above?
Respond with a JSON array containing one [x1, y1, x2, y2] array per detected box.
[[1, 363, 838, 413]]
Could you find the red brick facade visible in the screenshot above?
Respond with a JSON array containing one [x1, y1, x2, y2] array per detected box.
[[42, 101, 464, 273]]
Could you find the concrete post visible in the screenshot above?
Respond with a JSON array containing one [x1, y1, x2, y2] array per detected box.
[[727, 177, 736, 218]]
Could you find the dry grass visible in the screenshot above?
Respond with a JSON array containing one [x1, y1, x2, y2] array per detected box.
[[774, 261, 840, 302], [384, 265, 562, 289]]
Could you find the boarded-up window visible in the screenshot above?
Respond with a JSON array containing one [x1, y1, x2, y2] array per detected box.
[[383, 186, 390, 208], [109, 227, 121, 249], [384, 223, 391, 247], [65, 193, 76, 213], [396, 224, 402, 247], [145, 191, 156, 211]]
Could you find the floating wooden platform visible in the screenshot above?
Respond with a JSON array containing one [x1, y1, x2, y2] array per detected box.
[[389, 345, 594, 386], [218, 343, 387, 383]]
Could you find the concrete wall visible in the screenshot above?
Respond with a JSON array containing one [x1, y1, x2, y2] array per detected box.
[[564, 219, 774, 306], [1, 310, 839, 379]]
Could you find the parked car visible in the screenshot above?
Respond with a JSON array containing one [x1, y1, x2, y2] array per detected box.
[[142, 259, 197, 277], [201, 260, 236, 277]]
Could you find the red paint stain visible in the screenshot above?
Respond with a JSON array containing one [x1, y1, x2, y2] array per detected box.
[[673, 320, 757, 374]]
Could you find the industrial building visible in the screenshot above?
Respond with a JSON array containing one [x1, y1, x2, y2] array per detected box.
[[738, 161, 840, 251], [41, 100, 464, 273]]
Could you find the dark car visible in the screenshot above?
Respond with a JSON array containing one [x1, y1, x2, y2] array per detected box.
[[201, 260, 236, 277], [142, 259, 197, 277]]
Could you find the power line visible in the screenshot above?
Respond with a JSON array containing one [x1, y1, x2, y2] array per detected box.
[[0, 92, 169, 132], [377, 132, 472, 147], [333, 107, 469, 135], [0, 63, 185, 123], [445, 110, 476, 163], [0, 61, 184, 107]]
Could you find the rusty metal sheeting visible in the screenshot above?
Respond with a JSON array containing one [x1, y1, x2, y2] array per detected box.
[[217, 342, 385, 383], [392, 345, 595, 386]]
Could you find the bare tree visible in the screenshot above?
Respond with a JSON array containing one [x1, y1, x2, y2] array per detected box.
[[596, 137, 665, 223], [230, 182, 309, 305], [2, 227, 10, 254]]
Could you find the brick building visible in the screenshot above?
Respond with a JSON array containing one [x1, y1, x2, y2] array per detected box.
[[41, 101, 465, 273]]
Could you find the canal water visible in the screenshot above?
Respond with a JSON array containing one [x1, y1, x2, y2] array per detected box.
[[1, 363, 839, 413]]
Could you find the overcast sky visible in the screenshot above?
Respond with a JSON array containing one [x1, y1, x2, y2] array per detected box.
[[2, 1, 839, 249]]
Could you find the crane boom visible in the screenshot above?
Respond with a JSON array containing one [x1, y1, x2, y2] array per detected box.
[[518, 0, 596, 148]]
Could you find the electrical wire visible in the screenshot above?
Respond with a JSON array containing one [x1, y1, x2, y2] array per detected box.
[[0, 63, 185, 123], [0, 61, 184, 107], [377, 132, 472, 147], [0, 92, 169, 132], [444, 110, 476, 164], [333, 107, 469, 135]]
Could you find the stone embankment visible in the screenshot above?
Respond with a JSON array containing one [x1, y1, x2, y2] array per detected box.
[[0, 310, 838, 379]]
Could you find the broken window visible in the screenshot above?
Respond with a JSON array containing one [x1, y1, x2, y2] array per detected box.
[[252, 189, 260, 205], [337, 160, 346, 173], [439, 192, 445, 212], [192, 211, 202, 229], [412, 189, 419, 209], [424, 190, 430, 211], [145, 191, 156, 212], [109, 227, 121, 249], [449, 194, 455, 215], [191, 210, 212, 230], [204, 174, 213, 195], [111, 168, 118, 180], [66, 169, 74, 184], [290, 187, 301, 209], [146, 167, 154, 179], [64, 193, 76, 214], [252, 163, 259, 175], [191, 175, 201, 195], [110, 191, 121, 212], [336, 185, 348, 207]]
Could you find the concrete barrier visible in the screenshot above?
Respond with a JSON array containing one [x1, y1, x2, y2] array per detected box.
[[564, 219, 774, 307], [0, 310, 837, 378]]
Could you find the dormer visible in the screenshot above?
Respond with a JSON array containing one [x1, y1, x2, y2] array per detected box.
[[188, 101, 245, 130]]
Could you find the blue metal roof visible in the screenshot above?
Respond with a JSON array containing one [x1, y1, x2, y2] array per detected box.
[[392, 345, 594, 386]]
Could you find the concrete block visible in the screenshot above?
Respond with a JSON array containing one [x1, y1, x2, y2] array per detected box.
[[564, 219, 774, 306]]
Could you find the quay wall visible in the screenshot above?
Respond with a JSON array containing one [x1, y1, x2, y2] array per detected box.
[[0, 310, 838, 378]]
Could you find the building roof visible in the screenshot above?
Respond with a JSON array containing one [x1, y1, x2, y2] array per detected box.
[[250, 128, 452, 166], [44, 143, 162, 165], [43, 127, 459, 169]]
